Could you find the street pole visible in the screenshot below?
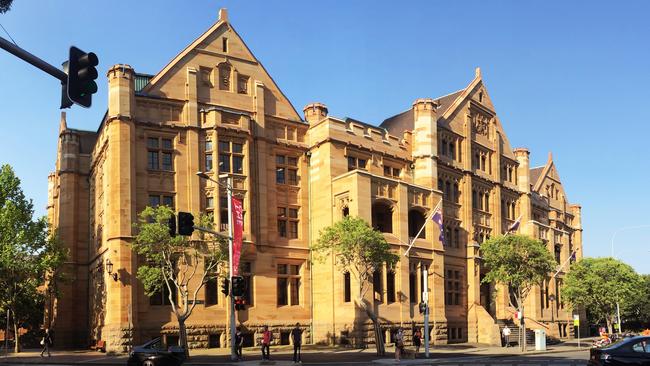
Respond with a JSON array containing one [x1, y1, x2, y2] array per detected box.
[[225, 176, 236, 361], [423, 267, 429, 358], [196, 172, 236, 361], [4, 309, 8, 357]]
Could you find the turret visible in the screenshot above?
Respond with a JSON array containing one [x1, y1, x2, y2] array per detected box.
[[107, 64, 135, 119], [412, 98, 439, 188], [303, 103, 328, 124], [513, 147, 530, 194]]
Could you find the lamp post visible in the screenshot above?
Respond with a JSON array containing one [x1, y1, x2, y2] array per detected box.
[[197, 171, 237, 361]]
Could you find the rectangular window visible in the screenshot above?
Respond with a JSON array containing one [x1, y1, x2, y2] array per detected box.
[[218, 140, 244, 174], [445, 269, 462, 306], [205, 278, 218, 306], [386, 270, 395, 303], [150, 282, 176, 306], [206, 154, 213, 172], [277, 206, 299, 239], [276, 154, 299, 186], [277, 263, 301, 306], [343, 272, 351, 303], [373, 269, 383, 303], [147, 137, 174, 171], [383, 165, 401, 179], [149, 194, 174, 209], [347, 156, 367, 171]]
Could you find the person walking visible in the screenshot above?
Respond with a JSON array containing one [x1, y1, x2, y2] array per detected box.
[[394, 327, 404, 362], [413, 327, 422, 357], [235, 327, 244, 360], [291, 323, 303, 363], [502, 325, 511, 348], [261, 325, 272, 360], [40, 328, 52, 357]]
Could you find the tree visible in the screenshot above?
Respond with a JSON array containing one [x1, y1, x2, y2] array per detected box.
[[0, 0, 13, 14], [0, 164, 67, 352], [480, 234, 555, 351], [312, 216, 399, 355], [564, 257, 642, 333], [132, 206, 227, 355], [625, 274, 650, 329]]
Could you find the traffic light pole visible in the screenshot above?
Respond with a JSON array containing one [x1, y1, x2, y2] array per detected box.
[[0, 35, 68, 82]]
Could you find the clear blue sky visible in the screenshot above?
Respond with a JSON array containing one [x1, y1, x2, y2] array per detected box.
[[1, 0, 649, 273]]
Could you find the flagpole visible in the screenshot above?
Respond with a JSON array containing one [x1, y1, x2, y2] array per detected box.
[[504, 215, 523, 236], [404, 199, 442, 257], [552, 250, 577, 279]]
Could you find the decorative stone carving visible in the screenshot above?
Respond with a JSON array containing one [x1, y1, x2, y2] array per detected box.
[[472, 114, 490, 136]]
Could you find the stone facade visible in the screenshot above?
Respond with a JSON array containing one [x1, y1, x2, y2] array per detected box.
[[47, 8, 583, 352]]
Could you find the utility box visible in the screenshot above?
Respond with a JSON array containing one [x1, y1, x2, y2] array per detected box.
[[534, 329, 547, 351]]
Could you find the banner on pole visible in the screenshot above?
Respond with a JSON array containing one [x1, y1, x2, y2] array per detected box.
[[232, 198, 244, 276]]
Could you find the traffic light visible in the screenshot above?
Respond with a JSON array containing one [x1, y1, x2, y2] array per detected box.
[[67, 46, 99, 108], [221, 277, 229, 296], [234, 298, 247, 311], [178, 212, 194, 236], [167, 213, 176, 237], [418, 302, 427, 314], [231, 276, 245, 297]]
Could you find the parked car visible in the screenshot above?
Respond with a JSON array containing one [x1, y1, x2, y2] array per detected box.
[[127, 338, 186, 366], [589, 336, 650, 366]]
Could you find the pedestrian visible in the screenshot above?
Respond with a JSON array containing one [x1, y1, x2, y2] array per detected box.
[[413, 327, 422, 357], [394, 327, 404, 362], [40, 328, 52, 357], [235, 327, 244, 360], [502, 325, 511, 348], [291, 323, 303, 363], [261, 325, 272, 360]]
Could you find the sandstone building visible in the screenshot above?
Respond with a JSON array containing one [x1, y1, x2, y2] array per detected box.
[[47, 8, 583, 351]]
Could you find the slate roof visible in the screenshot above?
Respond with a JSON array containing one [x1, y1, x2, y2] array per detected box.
[[379, 90, 464, 136], [529, 166, 545, 188]]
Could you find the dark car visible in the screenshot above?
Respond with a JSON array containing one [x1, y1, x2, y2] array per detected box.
[[127, 338, 186, 366], [590, 336, 650, 366]]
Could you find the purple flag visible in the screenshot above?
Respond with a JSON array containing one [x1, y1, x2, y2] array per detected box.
[[432, 205, 445, 246]]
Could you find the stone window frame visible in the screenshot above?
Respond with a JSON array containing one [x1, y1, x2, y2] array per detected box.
[[275, 153, 299, 186], [218, 139, 245, 175], [444, 267, 462, 306], [147, 135, 175, 172], [276, 262, 302, 307], [277, 206, 299, 239]]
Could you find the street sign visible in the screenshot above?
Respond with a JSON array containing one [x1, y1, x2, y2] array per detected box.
[[573, 314, 580, 326]]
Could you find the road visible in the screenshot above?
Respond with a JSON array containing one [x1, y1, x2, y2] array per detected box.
[[0, 349, 591, 366]]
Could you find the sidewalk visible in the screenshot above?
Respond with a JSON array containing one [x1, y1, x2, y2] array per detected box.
[[0, 340, 593, 366]]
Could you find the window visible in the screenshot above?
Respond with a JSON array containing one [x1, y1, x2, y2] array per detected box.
[[276, 155, 299, 185], [445, 181, 451, 200], [206, 196, 214, 211], [409, 263, 418, 303], [222, 37, 228, 52], [383, 165, 401, 179], [472, 190, 478, 209], [408, 210, 426, 239], [277, 263, 301, 306], [347, 156, 367, 171], [453, 228, 460, 248], [277, 207, 299, 239], [632, 341, 650, 353], [147, 137, 174, 171], [445, 226, 452, 247], [445, 269, 461, 306], [386, 270, 395, 303], [373, 268, 383, 302], [218, 140, 244, 174], [149, 194, 174, 208], [453, 183, 460, 204], [208, 334, 220, 348], [150, 282, 176, 306], [555, 245, 562, 264], [205, 140, 213, 172], [371, 202, 393, 233], [343, 272, 351, 303], [205, 277, 218, 306]]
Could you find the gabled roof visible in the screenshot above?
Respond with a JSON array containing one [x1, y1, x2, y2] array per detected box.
[[529, 166, 545, 187], [141, 8, 301, 121], [380, 90, 463, 136]]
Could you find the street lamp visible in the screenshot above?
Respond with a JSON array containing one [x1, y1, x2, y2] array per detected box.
[[196, 171, 237, 361], [106, 259, 118, 282]]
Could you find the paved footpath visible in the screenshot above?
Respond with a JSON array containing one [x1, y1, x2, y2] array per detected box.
[[0, 339, 594, 366]]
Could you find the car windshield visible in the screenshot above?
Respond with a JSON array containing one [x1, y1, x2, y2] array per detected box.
[[145, 338, 167, 350], [631, 340, 650, 353]]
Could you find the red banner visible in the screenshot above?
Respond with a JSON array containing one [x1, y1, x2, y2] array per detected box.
[[231, 198, 244, 276]]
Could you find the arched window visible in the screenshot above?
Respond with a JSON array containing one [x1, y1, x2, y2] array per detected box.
[[555, 244, 562, 264], [408, 210, 426, 239], [372, 201, 393, 233]]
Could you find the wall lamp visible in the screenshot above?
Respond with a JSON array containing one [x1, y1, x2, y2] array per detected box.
[[106, 258, 118, 282]]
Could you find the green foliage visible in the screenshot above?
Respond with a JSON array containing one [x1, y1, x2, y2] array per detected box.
[[132, 205, 227, 351], [313, 216, 399, 298], [480, 234, 555, 308], [0, 0, 13, 14], [0, 165, 67, 351], [625, 274, 650, 327], [564, 257, 642, 327]]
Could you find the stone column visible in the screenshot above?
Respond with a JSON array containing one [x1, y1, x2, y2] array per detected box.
[[104, 64, 136, 352]]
